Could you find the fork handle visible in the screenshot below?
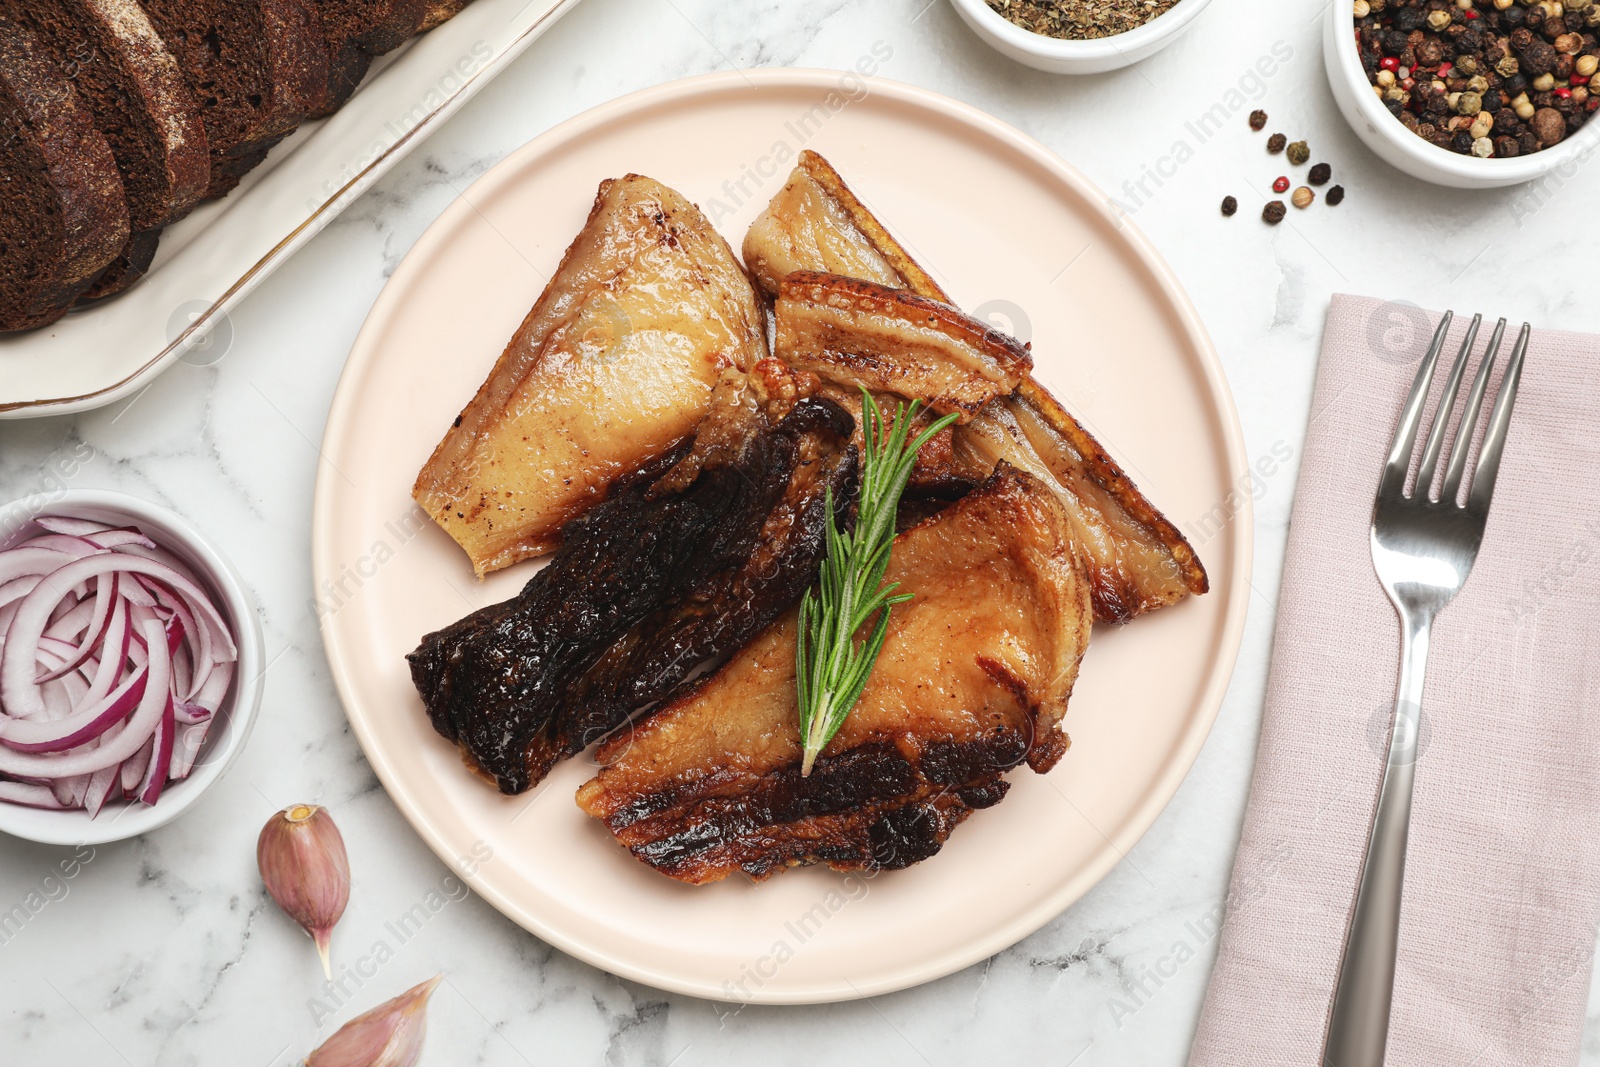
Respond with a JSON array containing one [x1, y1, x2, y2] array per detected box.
[[1323, 612, 1432, 1067]]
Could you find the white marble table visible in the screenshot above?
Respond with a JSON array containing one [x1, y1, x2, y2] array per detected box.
[[4, 0, 1599, 1062]]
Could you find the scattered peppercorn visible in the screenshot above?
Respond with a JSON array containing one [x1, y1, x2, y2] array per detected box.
[[1249, 109, 1268, 131], [1354, 0, 1597, 158], [1262, 200, 1287, 224], [1221, 195, 1238, 216], [1292, 186, 1315, 209], [1308, 162, 1332, 185], [1326, 184, 1346, 206], [1286, 140, 1310, 165], [1267, 132, 1287, 153], [1272, 175, 1290, 193]]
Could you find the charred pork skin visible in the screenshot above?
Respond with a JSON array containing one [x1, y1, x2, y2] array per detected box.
[[408, 371, 858, 795], [575, 465, 1093, 884], [414, 174, 769, 577], [746, 151, 1206, 623], [774, 271, 1032, 422]]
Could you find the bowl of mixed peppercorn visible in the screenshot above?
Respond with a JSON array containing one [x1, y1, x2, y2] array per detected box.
[[1327, 0, 1600, 187], [952, 0, 1218, 74]]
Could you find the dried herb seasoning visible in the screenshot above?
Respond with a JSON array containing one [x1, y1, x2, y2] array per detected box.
[[987, 0, 1181, 40]]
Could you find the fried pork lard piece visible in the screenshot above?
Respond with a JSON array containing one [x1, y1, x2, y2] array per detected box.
[[956, 380, 1207, 620], [575, 465, 1093, 884], [409, 369, 857, 795], [741, 149, 950, 302], [414, 174, 769, 576], [747, 149, 1207, 622], [775, 271, 1032, 421]]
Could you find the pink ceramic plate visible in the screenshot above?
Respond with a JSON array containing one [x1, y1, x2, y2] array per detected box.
[[313, 69, 1251, 1003]]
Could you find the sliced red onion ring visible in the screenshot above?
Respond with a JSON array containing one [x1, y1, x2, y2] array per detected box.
[[85, 529, 157, 552], [36, 574, 115, 683], [83, 762, 119, 817], [0, 547, 81, 588], [34, 516, 113, 537], [138, 578, 211, 699], [0, 780, 72, 809], [0, 575, 37, 609], [2, 554, 230, 720], [137, 692, 176, 805], [169, 713, 209, 782], [175, 702, 213, 727], [4, 666, 148, 752], [53, 773, 90, 808], [49, 776, 76, 807], [121, 736, 152, 796], [190, 660, 233, 713], [78, 596, 128, 709], [121, 579, 157, 609], [171, 643, 194, 704], [26, 533, 106, 556], [118, 540, 206, 590], [0, 518, 237, 817], [0, 617, 169, 778]]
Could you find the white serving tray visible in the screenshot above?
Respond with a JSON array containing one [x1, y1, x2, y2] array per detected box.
[[0, 0, 582, 419]]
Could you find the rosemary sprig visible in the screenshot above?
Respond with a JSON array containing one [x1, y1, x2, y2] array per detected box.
[[796, 390, 960, 777]]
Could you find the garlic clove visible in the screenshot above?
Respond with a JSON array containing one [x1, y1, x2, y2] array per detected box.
[[307, 975, 443, 1067], [257, 803, 350, 980]]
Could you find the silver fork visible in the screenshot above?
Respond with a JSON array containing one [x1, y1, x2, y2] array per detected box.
[[1322, 311, 1531, 1067]]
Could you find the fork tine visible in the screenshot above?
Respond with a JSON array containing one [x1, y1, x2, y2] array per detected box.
[[1440, 317, 1506, 503], [1414, 313, 1482, 497], [1379, 311, 1454, 497], [1466, 323, 1531, 514]]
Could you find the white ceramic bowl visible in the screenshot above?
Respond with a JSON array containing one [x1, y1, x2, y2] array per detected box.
[[947, 0, 1217, 75], [0, 490, 264, 845], [1324, 1, 1600, 188]]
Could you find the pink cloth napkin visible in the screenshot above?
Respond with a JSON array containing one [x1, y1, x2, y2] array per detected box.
[[1190, 294, 1600, 1067]]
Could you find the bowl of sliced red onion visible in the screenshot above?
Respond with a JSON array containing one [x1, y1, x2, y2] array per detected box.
[[0, 490, 264, 844]]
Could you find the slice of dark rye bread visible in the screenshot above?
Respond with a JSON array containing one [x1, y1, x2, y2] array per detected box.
[[0, 17, 128, 330], [0, 0, 479, 327], [0, 0, 208, 300], [302, 0, 437, 118], [305, 0, 477, 117], [2, 0, 206, 230], [77, 227, 160, 302], [351, 0, 434, 54], [137, 0, 329, 198], [305, 4, 372, 119]]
